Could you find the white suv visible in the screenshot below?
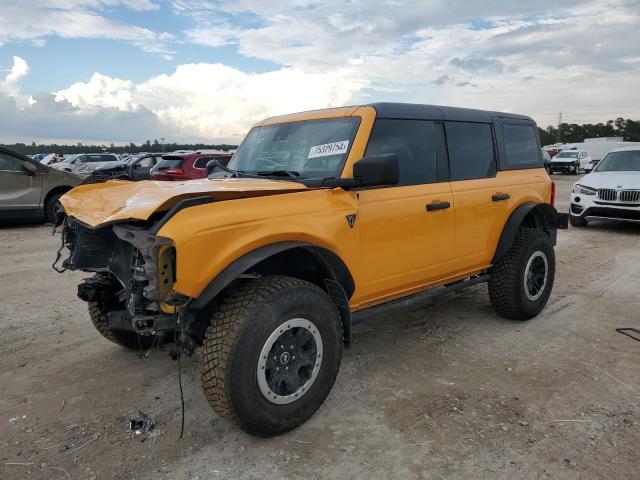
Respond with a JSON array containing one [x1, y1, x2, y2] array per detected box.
[[569, 146, 640, 227], [550, 149, 591, 175]]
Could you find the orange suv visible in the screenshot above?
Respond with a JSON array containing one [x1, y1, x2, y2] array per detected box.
[[54, 103, 568, 436]]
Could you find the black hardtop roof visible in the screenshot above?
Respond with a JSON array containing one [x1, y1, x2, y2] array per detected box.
[[368, 102, 534, 124]]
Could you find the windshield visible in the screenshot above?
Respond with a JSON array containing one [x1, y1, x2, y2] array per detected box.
[[62, 154, 80, 164], [228, 117, 360, 179], [556, 151, 578, 158], [595, 150, 640, 172]]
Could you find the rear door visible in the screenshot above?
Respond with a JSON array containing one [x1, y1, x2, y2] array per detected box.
[[447, 121, 509, 271], [0, 151, 43, 219], [356, 119, 455, 305]]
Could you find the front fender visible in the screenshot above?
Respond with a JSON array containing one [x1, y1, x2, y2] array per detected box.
[[156, 188, 360, 299]]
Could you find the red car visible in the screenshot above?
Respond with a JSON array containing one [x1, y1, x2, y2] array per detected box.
[[150, 152, 233, 181]]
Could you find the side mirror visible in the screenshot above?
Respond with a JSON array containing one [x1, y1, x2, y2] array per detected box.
[[352, 153, 399, 187], [206, 159, 220, 175], [22, 161, 39, 176]]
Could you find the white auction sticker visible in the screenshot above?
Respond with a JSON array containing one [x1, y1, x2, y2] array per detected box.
[[308, 140, 349, 159]]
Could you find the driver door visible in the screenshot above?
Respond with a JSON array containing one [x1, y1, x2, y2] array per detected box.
[[356, 119, 455, 305], [0, 152, 43, 219], [132, 156, 156, 180]]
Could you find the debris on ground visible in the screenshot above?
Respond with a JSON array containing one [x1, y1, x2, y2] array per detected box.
[[129, 411, 154, 436]]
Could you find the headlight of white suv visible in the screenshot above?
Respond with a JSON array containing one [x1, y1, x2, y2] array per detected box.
[[573, 184, 596, 195]]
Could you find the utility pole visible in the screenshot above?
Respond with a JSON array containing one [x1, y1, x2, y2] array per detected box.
[[160, 137, 166, 153], [556, 113, 562, 144]]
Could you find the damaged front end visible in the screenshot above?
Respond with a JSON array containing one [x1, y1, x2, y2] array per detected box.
[[58, 218, 182, 339]]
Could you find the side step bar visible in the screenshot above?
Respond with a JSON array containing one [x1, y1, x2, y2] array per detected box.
[[352, 274, 489, 324]]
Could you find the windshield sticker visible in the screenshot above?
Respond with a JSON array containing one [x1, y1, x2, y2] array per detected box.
[[308, 140, 349, 159]]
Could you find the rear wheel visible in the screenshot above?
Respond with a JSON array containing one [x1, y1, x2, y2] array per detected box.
[[489, 228, 555, 320], [88, 302, 153, 350], [570, 215, 588, 227], [200, 276, 343, 437]]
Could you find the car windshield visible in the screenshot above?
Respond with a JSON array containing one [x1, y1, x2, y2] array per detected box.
[[595, 150, 640, 172], [556, 151, 578, 158], [62, 154, 80, 164], [227, 117, 360, 179]]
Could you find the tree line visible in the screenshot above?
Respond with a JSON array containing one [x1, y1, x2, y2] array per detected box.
[[538, 118, 640, 146], [3, 118, 640, 155], [2, 139, 238, 156]]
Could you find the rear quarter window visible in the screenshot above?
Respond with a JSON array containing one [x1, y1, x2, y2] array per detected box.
[[155, 158, 184, 169], [502, 124, 541, 167], [193, 157, 213, 169]]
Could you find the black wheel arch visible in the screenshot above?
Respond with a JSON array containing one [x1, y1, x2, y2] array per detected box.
[[190, 242, 355, 345], [493, 202, 560, 264], [43, 185, 73, 210]]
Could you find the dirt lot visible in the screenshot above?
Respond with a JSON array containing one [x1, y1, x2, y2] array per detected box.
[[1, 174, 639, 480]]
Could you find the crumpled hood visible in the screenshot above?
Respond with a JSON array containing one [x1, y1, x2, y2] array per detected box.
[[61, 177, 310, 227], [578, 171, 640, 190]]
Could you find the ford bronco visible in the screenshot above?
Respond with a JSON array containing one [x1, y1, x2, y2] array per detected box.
[[54, 103, 568, 436]]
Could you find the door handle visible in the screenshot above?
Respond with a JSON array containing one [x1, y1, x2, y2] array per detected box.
[[426, 201, 451, 211], [492, 193, 510, 202]]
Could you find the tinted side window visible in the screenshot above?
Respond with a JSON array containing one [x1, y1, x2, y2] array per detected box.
[[365, 119, 438, 185], [0, 153, 24, 172], [193, 157, 212, 169], [446, 122, 496, 180], [502, 124, 541, 167]]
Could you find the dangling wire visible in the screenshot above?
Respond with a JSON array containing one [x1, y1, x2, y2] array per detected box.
[[174, 306, 187, 439], [52, 218, 68, 273]]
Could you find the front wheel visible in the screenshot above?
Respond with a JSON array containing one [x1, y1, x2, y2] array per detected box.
[[200, 276, 343, 437], [45, 193, 64, 224], [489, 228, 555, 320], [88, 302, 154, 349]]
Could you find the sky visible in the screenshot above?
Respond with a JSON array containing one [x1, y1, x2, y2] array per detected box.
[[0, 0, 638, 145]]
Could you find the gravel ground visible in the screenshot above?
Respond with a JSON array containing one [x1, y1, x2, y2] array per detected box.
[[1, 174, 639, 480]]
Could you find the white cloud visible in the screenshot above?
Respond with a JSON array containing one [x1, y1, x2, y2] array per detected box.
[[0, 0, 172, 57], [56, 73, 136, 111], [178, 0, 640, 126], [0, 56, 29, 97], [50, 62, 364, 141]]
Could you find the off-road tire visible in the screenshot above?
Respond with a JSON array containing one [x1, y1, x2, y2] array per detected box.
[[201, 276, 343, 437], [45, 193, 63, 224], [570, 215, 588, 227], [88, 302, 153, 349], [489, 228, 555, 320]]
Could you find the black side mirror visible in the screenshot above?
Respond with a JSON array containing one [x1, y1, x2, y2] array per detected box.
[[206, 159, 221, 175], [352, 153, 399, 187]]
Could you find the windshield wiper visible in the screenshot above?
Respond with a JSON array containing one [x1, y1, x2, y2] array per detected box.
[[207, 160, 253, 178], [255, 170, 300, 180]]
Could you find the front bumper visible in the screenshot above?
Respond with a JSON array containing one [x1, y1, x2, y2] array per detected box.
[[549, 161, 577, 172], [570, 192, 640, 223]]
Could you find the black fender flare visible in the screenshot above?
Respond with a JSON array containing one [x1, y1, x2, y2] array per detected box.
[[190, 241, 355, 344], [492, 202, 560, 263]]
